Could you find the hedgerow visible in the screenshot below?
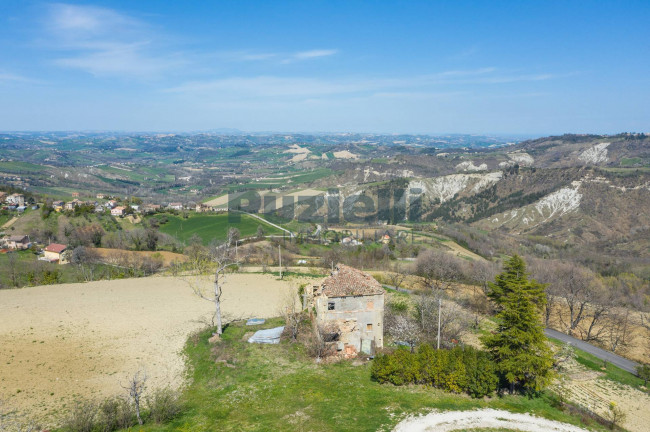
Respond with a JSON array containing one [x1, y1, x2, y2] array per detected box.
[[371, 345, 498, 398]]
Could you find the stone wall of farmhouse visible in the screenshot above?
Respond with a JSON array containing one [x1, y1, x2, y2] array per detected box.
[[315, 293, 384, 353]]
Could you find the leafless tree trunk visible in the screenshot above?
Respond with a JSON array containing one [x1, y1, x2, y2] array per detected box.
[[280, 289, 302, 341], [387, 263, 409, 291], [122, 369, 147, 426], [606, 309, 632, 354], [7, 253, 19, 287], [579, 302, 609, 343], [186, 231, 242, 336]]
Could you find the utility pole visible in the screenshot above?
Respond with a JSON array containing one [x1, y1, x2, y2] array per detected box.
[[437, 297, 442, 350], [278, 244, 282, 279]]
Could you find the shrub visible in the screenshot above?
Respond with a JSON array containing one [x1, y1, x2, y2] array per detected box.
[[461, 347, 498, 398], [371, 348, 420, 385], [372, 344, 498, 398], [147, 388, 182, 423], [63, 400, 98, 432]]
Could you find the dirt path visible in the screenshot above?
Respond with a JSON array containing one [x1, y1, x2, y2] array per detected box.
[[0, 274, 298, 426], [393, 409, 590, 432], [1, 217, 18, 229]]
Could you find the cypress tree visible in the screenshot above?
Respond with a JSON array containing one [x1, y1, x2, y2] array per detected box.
[[482, 255, 554, 393]]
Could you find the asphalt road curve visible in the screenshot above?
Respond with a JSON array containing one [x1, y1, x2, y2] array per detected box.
[[544, 328, 640, 375]]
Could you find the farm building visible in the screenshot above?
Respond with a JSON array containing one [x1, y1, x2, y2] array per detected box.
[[6, 193, 24, 206], [43, 243, 68, 264], [142, 204, 161, 213], [3, 235, 31, 250], [65, 199, 82, 210], [309, 264, 384, 357], [111, 206, 125, 216], [52, 200, 64, 211]]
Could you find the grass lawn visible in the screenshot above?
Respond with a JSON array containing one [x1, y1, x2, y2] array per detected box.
[[129, 321, 608, 432], [153, 212, 284, 245]]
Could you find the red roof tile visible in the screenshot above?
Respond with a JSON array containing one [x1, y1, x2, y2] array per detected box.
[[44, 243, 67, 253]]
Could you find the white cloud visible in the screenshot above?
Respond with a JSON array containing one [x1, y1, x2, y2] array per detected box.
[[48, 3, 140, 34], [213, 49, 338, 63], [45, 3, 179, 78], [0, 71, 41, 85], [293, 49, 338, 59], [165, 67, 562, 101]]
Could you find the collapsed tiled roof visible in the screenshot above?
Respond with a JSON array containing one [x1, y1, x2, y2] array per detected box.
[[320, 264, 384, 297]]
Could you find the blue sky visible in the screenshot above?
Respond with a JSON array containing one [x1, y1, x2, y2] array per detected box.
[[1, 1, 649, 134]]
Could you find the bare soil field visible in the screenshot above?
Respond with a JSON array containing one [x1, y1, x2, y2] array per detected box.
[[558, 359, 650, 432], [0, 274, 299, 426], [95, 247, 187, 266]]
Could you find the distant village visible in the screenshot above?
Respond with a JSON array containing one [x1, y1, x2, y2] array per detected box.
[[0, 189, 226, 263], [0, 189, 397, 265]]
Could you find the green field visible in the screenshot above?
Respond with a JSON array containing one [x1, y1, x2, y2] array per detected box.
[[126, 322, 607, 432], [0, 161, 46, 174], [153, 212, 284, 245]]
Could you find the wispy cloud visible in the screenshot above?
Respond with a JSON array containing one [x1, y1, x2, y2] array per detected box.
[[44, 3, 182, 78], [165, 67, 564, 101], [292, 49, 338, 59], [214, 48, 338, 64], [0, 71, 41, 85]]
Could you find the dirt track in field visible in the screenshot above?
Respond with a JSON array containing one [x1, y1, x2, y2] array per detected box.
[[0, 274, 299, 426]]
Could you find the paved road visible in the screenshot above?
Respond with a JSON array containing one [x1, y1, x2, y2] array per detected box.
[[544, 328, 640, 375], [384, 285, 641, 376], [181, 215, 639, 380]]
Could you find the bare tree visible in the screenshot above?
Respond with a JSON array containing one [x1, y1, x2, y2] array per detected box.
[[71, 246, 100, 281], [122, 369, 147, 426], [187, 231, 242, 336], [468, 260, 498, 326], [227, 227, 240, 247], [606, 308, 632, 354], [7, 253, 20, 287], [386, 263, 409, 291], [415, 249, 465, 294], [535, 261, 602, 336], [280, 288, 302, 342], [387, 314, 421, 352], [529, 258, 563, 327], [414, 293, 471, 347]]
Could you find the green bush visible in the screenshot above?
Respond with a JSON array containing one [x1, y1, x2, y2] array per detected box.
[[371, 347, 420, 385], [371, 344, 498, 398]]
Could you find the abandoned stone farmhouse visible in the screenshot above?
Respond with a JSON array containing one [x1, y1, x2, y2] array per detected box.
[[310, 264, 385, 357]]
